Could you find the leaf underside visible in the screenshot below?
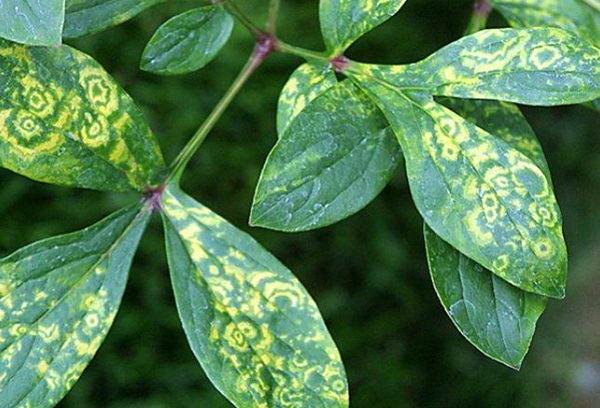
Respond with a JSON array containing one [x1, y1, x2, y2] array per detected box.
[[252, 80, 400, 232], [0, 204, 150, 408], [0, 40, 166, 192], [162, 184, 349, 408], [0, 0, 65, 46]]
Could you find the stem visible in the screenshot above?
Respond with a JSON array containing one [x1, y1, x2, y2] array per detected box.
[[275, 41, 330, 63], [465, 0, 492, 35], [267, 0, 281, 34], [225, 1, 263, 38], [165, 48, 267, 185]]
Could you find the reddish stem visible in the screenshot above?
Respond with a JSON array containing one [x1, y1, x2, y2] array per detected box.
[[330, 55, 350, 74]]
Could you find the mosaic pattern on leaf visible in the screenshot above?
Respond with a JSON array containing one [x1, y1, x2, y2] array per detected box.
[[162, 184, 349, 408], [424, 224, 547, 369], [0, 40, 166, 191], [356, 28, 600, 106], [277, 62, 337, 137], [253, 80, 400, 232], [354, 79, 567, 298], [320, 0, 406, 53], [0, 204, 150, 408], [64, 0, 166, 39]]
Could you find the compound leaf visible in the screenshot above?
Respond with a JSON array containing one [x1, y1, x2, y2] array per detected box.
[[320, 0, 406, 53], [489, 0, 599, 44], [0, 0, 65, 46], [357, 28, 600, 106], [424, 224, 547, 370], [0, 203, 150, 408], [277, 62, 337, 137], [355, 80, 567, 298], [162, 184, 349, 408], [140, 6, 234, 75], [0, 40, 166, 192], [252, 81, 400, 232], [64, 0, 165, 39]]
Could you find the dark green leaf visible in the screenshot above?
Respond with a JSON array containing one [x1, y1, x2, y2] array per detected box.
[[252, 81, 400, 232], [162, 184, 349, 408], [277, 62, 337, 137], [354, 80, 567, 298], [140, 6, 234, 75], [0, 203, 150, 408], [0, 40, 166, 191], [489, 0, 599, 44], [424, 224, 547, 370], [320, 0, 406, 53], [356, 28, 600, 105], [0, 0, 64, 46], [64, 0, 165, 39]]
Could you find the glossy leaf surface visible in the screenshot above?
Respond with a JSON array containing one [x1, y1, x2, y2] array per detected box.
[[357, 28, 600, 106], [0, 40, 166, 191], [0, 204, 150, 408], [277, 62, 337, 137], [489, 0, 599, 44], [64, 0, 165, 39], [355, 80, 567, 298], [424, 224, 547, 370], [140, 6, 234, 75], [253, 81, 400, 232], [320, 0, 406, 53], [0, 0, 64, 46], [162, 184, 349, 408]]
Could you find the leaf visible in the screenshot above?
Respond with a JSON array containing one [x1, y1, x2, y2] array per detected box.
[[319, 0, 406, 53], [140, 6, 234, 75], [162, 184, 349, 408], [277, 62, 337, 137], [354, 79, 567, 298], [356, 28, 600, 106], [424, 224, 547, 370], [0, 203, 150, 408], [0, 0, 65, 46], [252, 81, 400, 232], [489, 0, 600, 44], [0, 40, 166, 192], [64, 0, 165, 39]]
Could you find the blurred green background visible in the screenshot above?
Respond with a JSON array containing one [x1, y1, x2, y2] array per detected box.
[[1, 0, 599, 407]]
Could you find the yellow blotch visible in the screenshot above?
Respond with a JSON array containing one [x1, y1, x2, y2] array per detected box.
[[532, 238, 554, 260], [464, 208, 494, 246]]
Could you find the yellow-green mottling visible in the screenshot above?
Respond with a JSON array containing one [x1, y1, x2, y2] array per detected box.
[[0, 40, 166, 191], [162, 183, 349, 408], [489, 0, 600, 45], [353, 79, 567, 298], [320, 0, 406, 53], [0, 204, 150, 408], [0, 0, 64, 46], [254, 81, 400, 232], [355, 28, 600, 105], [277, 62, 337, 137], [64, 0, 166, 39]]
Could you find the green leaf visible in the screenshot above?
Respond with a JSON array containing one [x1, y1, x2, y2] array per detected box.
[[489, 0, 599, 44], [277, 62, 337, 137], [252, 81, 400, 232], [354, 80, 567, 298], [0, 203, 150, 408], [356, 28, 600, 106], [424, 224, 547, 370], [320, 0, 406, 53], [0, 0, 65, 46], [0, 40, 166, 191], [162, 184, 349, 408], [140, 6, 234, 75], [64, 0, 165, 39]]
